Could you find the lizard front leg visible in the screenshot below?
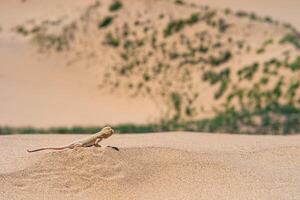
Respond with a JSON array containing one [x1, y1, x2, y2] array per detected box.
[[94, 138, 102, 147]]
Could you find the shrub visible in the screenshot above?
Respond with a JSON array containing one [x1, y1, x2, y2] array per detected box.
[[171, 92, 182, 121], [256, 48, 265, 54], [15, 25, 29, 36], [287, 56, 300, 71], [202, 68, 230, 85], [218, 18, 230, 32], [214, 79, 229, 99], [164, 19, 185, 37], [164, 13, 199, 37], [109, 1, 123, 12], [174, 0, 185, 5], [104, 32, 120, 47], [280, 33, 300, 49], [209, 51, 231, 66], [237, 62, 259, 80], [98, 16, 114, 28]]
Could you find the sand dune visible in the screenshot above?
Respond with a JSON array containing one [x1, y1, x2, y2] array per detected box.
[[1, 0, 300, 127], [0, 147, 264, 200], [1, 132, 299, 200]]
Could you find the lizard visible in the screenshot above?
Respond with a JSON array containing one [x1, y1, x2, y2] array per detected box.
[[27, 126, 119, 152]]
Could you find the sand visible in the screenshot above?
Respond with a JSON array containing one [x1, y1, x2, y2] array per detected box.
[[0, 132, 299, 200], [1, 0, 300, 127], [0, 1, 299, 198]]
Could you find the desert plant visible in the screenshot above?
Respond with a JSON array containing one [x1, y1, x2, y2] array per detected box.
[[237, 62, 259, 80], [287, 56, 300, 71], [109, 1, 123, 12], [98, 16, 114, 28], [209, 51, 231, 66], [280, 33, 300, 49], [174, 0, 185, 5], [164, 13, 199, 37], [104, 32, 120, 47]]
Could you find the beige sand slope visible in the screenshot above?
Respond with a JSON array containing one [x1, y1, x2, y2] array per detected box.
[[0, 0, 159, 127], [191, 0, 300, 29], [1, 132, 299, 200], [1, 0, 300, 127]]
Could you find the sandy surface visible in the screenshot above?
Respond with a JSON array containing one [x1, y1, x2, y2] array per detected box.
[[0, 132, 299, 200]]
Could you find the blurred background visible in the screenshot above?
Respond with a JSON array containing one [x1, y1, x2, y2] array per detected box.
[[0, 0, 299, 134]]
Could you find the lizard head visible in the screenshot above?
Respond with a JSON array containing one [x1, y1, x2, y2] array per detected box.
[[101, 126, 114, 138]]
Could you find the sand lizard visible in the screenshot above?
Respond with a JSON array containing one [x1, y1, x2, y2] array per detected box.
[[27, 126, 118, 152]]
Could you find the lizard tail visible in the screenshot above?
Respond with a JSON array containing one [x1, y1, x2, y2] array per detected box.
[[27, 146, 70, 153]]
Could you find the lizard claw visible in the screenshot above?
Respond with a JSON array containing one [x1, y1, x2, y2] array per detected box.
[[106, 146, 119, 151], [94, 143, 102, 147]]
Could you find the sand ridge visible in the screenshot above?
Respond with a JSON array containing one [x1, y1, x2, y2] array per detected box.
[[1, 133, 300, 199], [0, 146, 253, 200]]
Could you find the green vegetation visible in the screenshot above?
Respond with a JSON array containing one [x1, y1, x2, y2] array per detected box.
[[217, 18, 230, 32], [224, 8, 232, 16], [0, 125, 160, 135], [174, 0, 185, 5], [256, 39, 273, 54], [237, 62, 259, 80], [209, 51, 231, 66], [280, 33, 300, 49], [203, 68, 230, 85], [170, 92, 182, 122], [98, 16, 114, 28], [256, 48, 265, 54], [15, 25, 29, 36], [203, 68, 230, 99], [104, 32, 120, 47], [2, 104, 299, 135], [235, 10, 278, 25], [109, 1, 123, 12], [164, 13, 199, 37], [263, 58, 282, 74], [287, 55, 300, 71]]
